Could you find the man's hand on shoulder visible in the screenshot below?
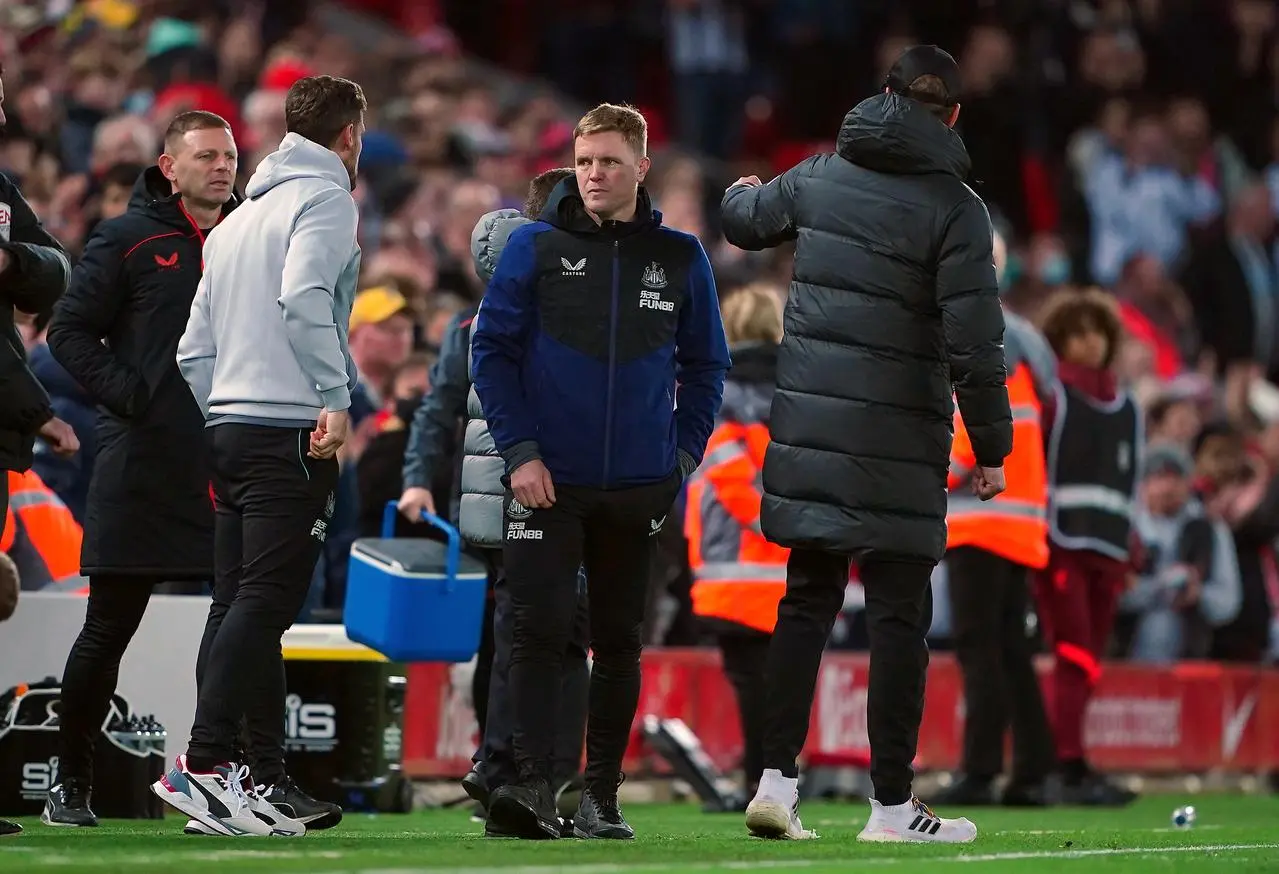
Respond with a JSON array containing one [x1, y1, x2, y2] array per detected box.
[[729, 176, 761, 190], [972, 466, 1006, 501], [510, 458, 556, 509]]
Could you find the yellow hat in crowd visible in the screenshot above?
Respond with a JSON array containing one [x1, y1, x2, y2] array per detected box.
[[350, 287, 411, 331]]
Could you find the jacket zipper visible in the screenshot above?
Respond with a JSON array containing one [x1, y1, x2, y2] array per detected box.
[[603, 237, 620, 488]]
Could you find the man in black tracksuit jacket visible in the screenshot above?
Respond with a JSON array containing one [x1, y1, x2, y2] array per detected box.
[[721, 47, 1012, 843], [44, 112, 339, 831], [472, 104, 730, 840]]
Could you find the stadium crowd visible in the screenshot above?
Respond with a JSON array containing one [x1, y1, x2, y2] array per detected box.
[[2, 0, 1278, 673]]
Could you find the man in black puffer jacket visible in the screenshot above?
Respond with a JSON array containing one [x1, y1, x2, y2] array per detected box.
[[721, 46, 1012, 844]]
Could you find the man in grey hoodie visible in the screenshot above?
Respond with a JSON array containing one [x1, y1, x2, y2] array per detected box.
[[158, 75, 367, 838]]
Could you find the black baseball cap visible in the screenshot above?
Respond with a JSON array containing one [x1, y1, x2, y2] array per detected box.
[[884, 45, 962, 106]]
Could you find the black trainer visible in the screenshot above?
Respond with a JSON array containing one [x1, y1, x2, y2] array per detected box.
[[1002, 778, 1057, 807], [487, 777, 561, 840], [1062, 771, 1137, 807], [260, 776, 343, 829], [42, 781, 98, 828], [573, 788, 634, 840], [934, 775, 998, 806], [0, 819, 21, 836]]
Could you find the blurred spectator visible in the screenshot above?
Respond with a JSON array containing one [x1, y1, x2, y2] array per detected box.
[[1083, 108, 1220, 285], [665, 0, 750, 161], [348, 286, 416, 426], [1113, 254, 1197, 381], [1181, 183, 1279, 385], [1166, 94, 1251, 209], [1145, 388, 1206, 452], [1195, 420, 1279, 662], [356, 352, 436, 539], [1121, 443, 1241, 663]]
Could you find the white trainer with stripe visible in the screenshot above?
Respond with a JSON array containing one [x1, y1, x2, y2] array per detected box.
[[857, 796, 977, 843]]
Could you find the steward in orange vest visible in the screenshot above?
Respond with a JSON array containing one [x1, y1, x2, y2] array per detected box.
[[687, 343, 788, 635], [1, 469, 84, 590], [936, 310, 1057, 807], [946, 362, 1049, 568]]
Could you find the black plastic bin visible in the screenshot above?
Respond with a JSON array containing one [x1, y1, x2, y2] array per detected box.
[[0, 679, 165, 818], [279, 633, 413, 814]]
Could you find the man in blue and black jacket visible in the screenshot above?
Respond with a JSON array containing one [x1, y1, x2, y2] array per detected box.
[[472, 103, 730, 841]]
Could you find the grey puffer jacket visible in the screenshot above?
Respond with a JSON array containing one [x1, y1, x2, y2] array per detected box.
[[459, 209, 532, 547]]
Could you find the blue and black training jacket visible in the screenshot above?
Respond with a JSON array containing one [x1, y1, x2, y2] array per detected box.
[[471, 178, 730, 489]]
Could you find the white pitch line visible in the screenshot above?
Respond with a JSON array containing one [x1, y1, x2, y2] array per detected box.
[[343, 843, 1279, 874]]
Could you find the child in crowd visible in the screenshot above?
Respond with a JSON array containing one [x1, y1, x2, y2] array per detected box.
[[1036, 289, 1143, 806]]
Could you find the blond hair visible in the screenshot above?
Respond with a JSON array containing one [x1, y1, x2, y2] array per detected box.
[[574, 103, 647, 157], [721, 283, 783, 346]]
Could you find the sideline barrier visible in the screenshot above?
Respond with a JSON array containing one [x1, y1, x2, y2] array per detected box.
[[402, 650, 1279, 778]]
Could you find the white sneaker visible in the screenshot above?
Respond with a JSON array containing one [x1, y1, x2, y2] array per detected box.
[[151, 756, 273, 837], [857, 796, 977, 843], [182, 783, 306, 837], [744, 769, 817, 840]]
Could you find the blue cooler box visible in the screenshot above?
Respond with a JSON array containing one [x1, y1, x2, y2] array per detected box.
[[344, 503, 489, 662]]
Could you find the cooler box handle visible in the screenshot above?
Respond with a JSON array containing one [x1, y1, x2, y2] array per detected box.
[[380, 500, 460, 589]]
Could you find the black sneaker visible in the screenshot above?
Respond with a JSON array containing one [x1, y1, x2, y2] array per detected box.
[[1061, 771, 1137, 807], [0, 819, 21, 837], [487, 777, 561, 840], [260, 776, 343, 829], [1001, 778, 1057, 807], [573, 788, 634, 840], [933, 776, 998, 806], [42, 781, 98, 828]]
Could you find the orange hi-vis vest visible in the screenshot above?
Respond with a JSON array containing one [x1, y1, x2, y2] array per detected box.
[[946, 363, 1050, 570], [1, 470, 84, 584], [686, 420, 789, 634]]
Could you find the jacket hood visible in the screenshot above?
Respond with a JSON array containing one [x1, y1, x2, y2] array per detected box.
[[246, 132, 352, 199], [720, 342, 778, 424], [538, 176, 661, 235], [128, 165, 240, 230], [28, 343, 92, 404], [836, 92, 971, 179], [471, 208, 531, 285]]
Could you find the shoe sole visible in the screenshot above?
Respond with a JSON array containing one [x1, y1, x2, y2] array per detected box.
[[745, 801, 795, 839], [572, 825, 633, 840], [487, 794, 561, 840], [182, 816, 304, 838], [857, 827, 977, 844], [40, 811, 97, 828], [303, 809, 342, 830], [150, 780, 271, 837]]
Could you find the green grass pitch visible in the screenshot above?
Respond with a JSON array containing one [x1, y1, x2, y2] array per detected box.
[[2, 794, 1277, 873]]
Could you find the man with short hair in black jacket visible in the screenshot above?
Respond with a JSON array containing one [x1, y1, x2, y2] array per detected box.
[[721, 46, 1012, 844]]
